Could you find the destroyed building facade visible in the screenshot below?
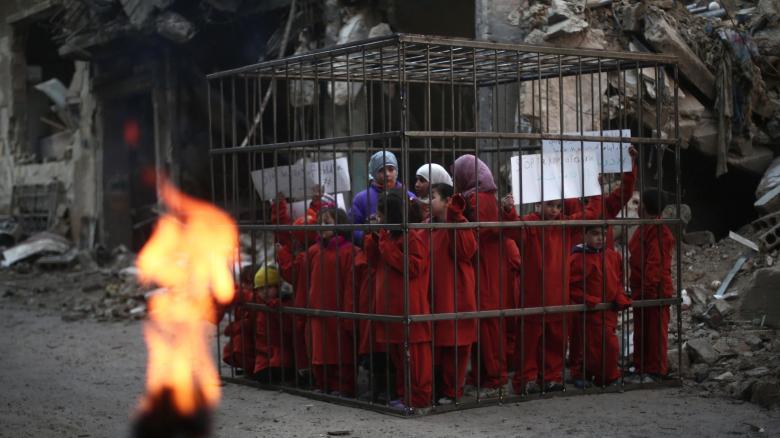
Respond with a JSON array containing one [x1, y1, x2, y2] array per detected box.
[[0, 0, 778, 250]]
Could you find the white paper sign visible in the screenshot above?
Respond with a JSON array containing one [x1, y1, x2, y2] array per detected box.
[[542, 129, 632, 173], [290, 193, 347, 218], [511, 152, 602, 205], [251, 157, 351, 201]]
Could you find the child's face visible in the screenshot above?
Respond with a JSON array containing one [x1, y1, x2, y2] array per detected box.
[[375, 210, 386, 224], [415, 176, 430, 198], [542, 200, 562, 219], [320, 212, 336, 240], [585, 227, 605, 249], [430, 190, 448, 220], [374, 165, 397, 187], [256, 285, 278, 301]]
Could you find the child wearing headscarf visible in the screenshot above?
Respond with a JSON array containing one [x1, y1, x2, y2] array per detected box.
[[414, 163, 454, 220], [451, 154, 507, 397], [350, 151, 415, 243]]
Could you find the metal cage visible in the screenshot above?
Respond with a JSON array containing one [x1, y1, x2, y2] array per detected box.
[[207, 34, 683, 416]]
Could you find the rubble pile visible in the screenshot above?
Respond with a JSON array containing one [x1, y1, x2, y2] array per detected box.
[[513, 0, 780, 178], [0, 240, 151, 322], [677, 221, 780, 409]]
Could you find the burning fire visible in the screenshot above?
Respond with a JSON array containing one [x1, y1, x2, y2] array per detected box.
[[136, 180, 238, 418]]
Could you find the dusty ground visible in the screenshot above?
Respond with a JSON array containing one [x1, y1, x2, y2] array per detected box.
[[2, 302, 779, 438]]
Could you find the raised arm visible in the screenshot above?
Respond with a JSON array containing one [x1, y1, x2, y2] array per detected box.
[[448, 194, 478, 261]]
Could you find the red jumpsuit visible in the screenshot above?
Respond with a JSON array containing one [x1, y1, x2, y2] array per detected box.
[[503, 201, 601, 389], [306, 237, 364, 395], [629, 222, 675, 376], [429, 196, 478, 399], [465, 192, 507, 390], [253, 294, 294, 376], [569, 246, 631, 385], [277, 245, 313, 371], [222, 286, 256, 372], [273, 197, 322, 370], [568, 164, 636, 374], [365, 230, 432, 408], [503, 239, 522, 372]]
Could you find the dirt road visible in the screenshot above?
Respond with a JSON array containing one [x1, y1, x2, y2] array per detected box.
[[1, 303, 778, 438]]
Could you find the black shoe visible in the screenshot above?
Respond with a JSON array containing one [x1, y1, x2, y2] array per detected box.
[[544, 381, 565, 392]]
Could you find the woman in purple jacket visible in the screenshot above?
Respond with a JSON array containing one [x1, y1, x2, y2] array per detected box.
[[350, 151, 415, 243]]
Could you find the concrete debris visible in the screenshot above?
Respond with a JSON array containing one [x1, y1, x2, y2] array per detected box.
[[1, 232, 72, 268], [683, 231, 715, 247], [155, 11, 196, 43], [713, 371, 735, 382], [745, 366, 771, 378], [740, 266, 780, 328], [0, 219, 23, 247], [695, 299, 734, 328], [755, 157, 780, 209], [751, 381, 780, 408], [328, 10, 373, 106], [686, 338, 719, 365], [545, 0, 588, 39], [643, 15, 716, 103]]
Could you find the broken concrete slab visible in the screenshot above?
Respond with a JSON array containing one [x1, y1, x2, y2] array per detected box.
[[739, 266, 780, 328], [755, 156, 780, 200], [696, 300, 733, 328], [156, 11, 196, 43], [545, 18, 588, 39], [643, 14, 716, 103], [620, 3, 645, 33], [727, 146, 774, 176], [757, 223, 780, 252], [668, 346, 691, 374], [1, 232, 72, 268], [683, 231, 715, 246], [713, 371, 735, 382], [686, 338, 719, 365], [751, 380, 780, 408], [689, 285, 711, 307]]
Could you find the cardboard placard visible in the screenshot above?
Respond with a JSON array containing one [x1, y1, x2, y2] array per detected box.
[[251, 157, 351, 201], [542, 129, 632, 173], [510, 152, 602, 204]]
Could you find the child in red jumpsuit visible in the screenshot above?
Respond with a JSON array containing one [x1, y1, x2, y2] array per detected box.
[[568, 146, 637, 381], [452, 154, 507, 398], [221, 265, 258, 374], [427, 183, 478, 405], [569, 226, 632, 387], [629, 190, 675, 383], [252, 265, 294, 382], [501, 194, 602, 394], [305, 207, 364, 396], [273, 190, 324, 382], [365, 189, 433, 411]]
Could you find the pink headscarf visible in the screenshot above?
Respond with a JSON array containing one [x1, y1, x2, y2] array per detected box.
[[452, 154, 497, 198]]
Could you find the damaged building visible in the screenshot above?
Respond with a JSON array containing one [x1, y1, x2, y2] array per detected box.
[[0, 0, 778, 248]]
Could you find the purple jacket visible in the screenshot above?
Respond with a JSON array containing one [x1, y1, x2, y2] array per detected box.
[[350, 182, 415, 242]]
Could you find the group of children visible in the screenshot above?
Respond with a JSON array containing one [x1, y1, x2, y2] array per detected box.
[[221, 148, 676, 411]]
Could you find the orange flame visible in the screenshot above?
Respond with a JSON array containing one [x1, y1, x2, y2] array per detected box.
[[137, 180, 238, 415]]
